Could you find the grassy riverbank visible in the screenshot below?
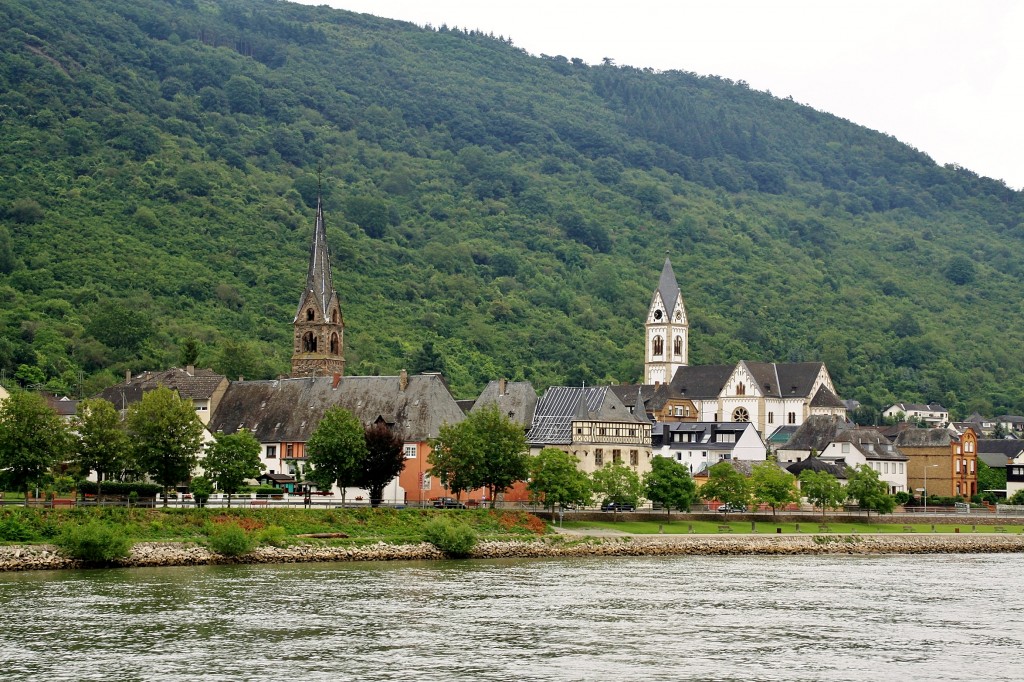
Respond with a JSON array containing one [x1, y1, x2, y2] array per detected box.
[[0, 507, 549, 547], [559, 518, 1023, 535]]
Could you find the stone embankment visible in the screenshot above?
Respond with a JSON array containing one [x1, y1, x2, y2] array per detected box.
[[3, 533, 1024, 572]]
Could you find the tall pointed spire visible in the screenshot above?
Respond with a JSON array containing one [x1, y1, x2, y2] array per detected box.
[[296, 197, 335, 322], [645, 255, 688, 385], [291, 197, 345, 378], [655, 257, 680, 313]]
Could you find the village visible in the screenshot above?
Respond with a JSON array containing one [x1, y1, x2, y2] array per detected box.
[[5, 202, 1024, 511]]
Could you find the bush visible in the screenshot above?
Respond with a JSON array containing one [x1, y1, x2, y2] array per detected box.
[[207, 523, 254, 556], [423, 518, 477, 558], [0, 515, 38, 542], [55, 521, 132, 564], [894, 491, 911, 505], [257, 525, 288, 547], [78, 481, 162, 498]]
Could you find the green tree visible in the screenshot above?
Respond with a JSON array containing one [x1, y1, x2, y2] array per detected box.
[[0, 391, 73, 505], [361, 422, 405, 507], [126, 386, 204, 507], [699, 461, 751, 509], [224, 75, 262, 114], [643, 456, 697, 518], [944, 256, 976, 285], [977, 460, 1005, 498], [528, 447, 592, 514], [799, 469, 845, 519], [844, 464, 895, 518], [189, 474, 213, 508], [74, 398, 132, 501], [179, 337, 200, 366], [591, 461, 644, 517], [203, 430, 264, 508], [307, 407, 367, 506], [428, 404, 528, 507], [750, 462, 799, 516]]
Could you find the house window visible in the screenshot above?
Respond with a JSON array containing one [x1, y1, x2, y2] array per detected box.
[[404, 444, 418, 459], [899, 463, 904, 474], [842, 443, 850, 454], [718, 433, 735, 444], [966, 441, 974, 453], [652, 336, 664, 356], [732, 407, 749, 422], [598, 427, 607, 436], [576, 427, 583, 435], [788, 412, 796, 424], [286, 443, 294, 458], [674, 406, 683, 417], [629, 429, 636, 437], [884, 462, 889, 474], [676, 454, 683, 462], [266, 446, 277, 459], [683, 406, 690, 417], [956, 460, 961, 473], [612, 450, 622, 464], [630, 450, 638, 466], [594, 449, 604, 466], [969, 460, 975, 473], [768, 412, 774, 424]]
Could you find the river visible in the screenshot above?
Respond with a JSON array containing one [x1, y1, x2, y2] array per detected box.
[[0, 554, 1018, 681]]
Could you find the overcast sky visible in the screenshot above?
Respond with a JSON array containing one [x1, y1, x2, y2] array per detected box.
[[294, 0, 1023, 190]]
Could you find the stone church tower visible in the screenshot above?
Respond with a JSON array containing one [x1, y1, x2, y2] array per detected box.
[[644, 257, 688, 385], [291, 199, 345, 378]]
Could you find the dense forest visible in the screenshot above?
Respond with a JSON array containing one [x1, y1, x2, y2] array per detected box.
[[1, 0, 1023, 421]]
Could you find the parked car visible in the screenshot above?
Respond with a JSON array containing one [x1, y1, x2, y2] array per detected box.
[[432, 497, 466, 509], [717, 503, 746, 513], [601, 500, 636, 512]]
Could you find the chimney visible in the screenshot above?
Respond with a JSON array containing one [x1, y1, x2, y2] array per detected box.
[[125, 370, 131, 385], [332, 373, 341, 389], [186, 364, 195, 376], [499, 377, 506, 396], [399, 369, 408, 391]]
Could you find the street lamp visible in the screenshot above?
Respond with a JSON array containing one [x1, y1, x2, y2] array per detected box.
[[923, 464, 939, 512]]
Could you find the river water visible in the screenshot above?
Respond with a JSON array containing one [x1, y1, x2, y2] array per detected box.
[[0, 554, 1018, 681]]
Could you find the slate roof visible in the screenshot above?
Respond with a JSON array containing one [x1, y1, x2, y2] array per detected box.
[[296, 198, 336, 320], [652, 257, 680, 312], [998, 415, 1024, 424], [977, 440, 1024, 465], [668, 365, 735, 398], [527, 386, 642, 445], [888, 402, 947, 413], [608, 384, 659, 410], [95, 367, 226, 406], [894, 428, 955, 448], [786, 457, 848, 479], [810, 385, 846, 409], [653, 421, 758, 452], [471, 380, 538, 428], [830, 429, 907, 461], [668, 362, 829, 400], [43, 394, 78, 417], [209, 374, 464, 443], [780, 415, 847, 451]]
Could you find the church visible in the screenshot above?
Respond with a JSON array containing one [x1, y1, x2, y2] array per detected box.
[[638, 257, 847, 436]]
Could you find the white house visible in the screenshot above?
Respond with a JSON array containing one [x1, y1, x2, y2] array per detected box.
[[652, 421, 766, 474], [819, 429, 908, 494], [883, 402, 949, 426]]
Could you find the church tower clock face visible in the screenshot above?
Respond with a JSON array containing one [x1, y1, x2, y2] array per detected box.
[[654, 309, 663, 321]]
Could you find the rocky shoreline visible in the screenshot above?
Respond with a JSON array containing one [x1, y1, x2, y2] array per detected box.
[[2, 533, 1024, 571]]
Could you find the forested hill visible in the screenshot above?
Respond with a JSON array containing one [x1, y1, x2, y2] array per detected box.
[[1, 0, 1023, 420]]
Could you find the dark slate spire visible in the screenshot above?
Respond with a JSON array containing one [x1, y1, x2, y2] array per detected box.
[[296, 198, 335, 320], [654, 256, 680, 310]]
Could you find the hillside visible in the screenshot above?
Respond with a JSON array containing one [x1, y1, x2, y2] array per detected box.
[[1, 0, 1022, 420]]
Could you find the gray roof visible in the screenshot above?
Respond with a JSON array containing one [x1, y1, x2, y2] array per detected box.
[[998, 415, 1024, 424], [831, 429, 907, 461], [977, 439, 1024, 464], [668, 361, 829, 400], [894, 428, 955, 448], [786, 457, 848, 479], [810, 385, 846, 409], [653, 421, 760, 452], [209, 374, 464, 443], [652, 257, 681, 313], [295, 199, 337, 321], [781, 415, 847, 451], [527, 386, 642, 445], [888, 402, 947, 413], [471, 380, 537, 428], [95, 367, 227, 406]]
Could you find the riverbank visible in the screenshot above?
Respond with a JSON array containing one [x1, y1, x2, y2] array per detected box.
[[3, 533, 1024, 571]]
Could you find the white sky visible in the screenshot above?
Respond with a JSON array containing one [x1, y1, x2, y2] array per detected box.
[[294, 0, 1023, 190]]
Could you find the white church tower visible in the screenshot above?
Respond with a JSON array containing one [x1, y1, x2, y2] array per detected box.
[[645, 257, 688, 385]]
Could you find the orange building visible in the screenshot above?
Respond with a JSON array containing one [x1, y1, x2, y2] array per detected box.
[[895, 427, 978, 499]]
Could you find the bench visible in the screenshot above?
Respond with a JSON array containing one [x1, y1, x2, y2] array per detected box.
[[817, 524, 832, 532], [902, 526, 915, 533], [717, 524, 733, 533], [250, 500, 268, 508], [994, 526, 1007, 533]]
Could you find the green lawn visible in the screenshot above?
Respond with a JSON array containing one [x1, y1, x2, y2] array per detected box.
[[557, 519, 1022, 535]]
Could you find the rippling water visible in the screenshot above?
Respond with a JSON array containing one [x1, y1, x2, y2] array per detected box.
[[0, 554, 1020, 681]]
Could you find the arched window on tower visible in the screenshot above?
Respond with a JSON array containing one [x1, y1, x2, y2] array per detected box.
[[302, 331, 317, 352], [332, 309, 339, 324], [674, 336, 682, 357], [652, 336, 664, 356], [306, 308, 315, 321], [330, 333, 340, 355]]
